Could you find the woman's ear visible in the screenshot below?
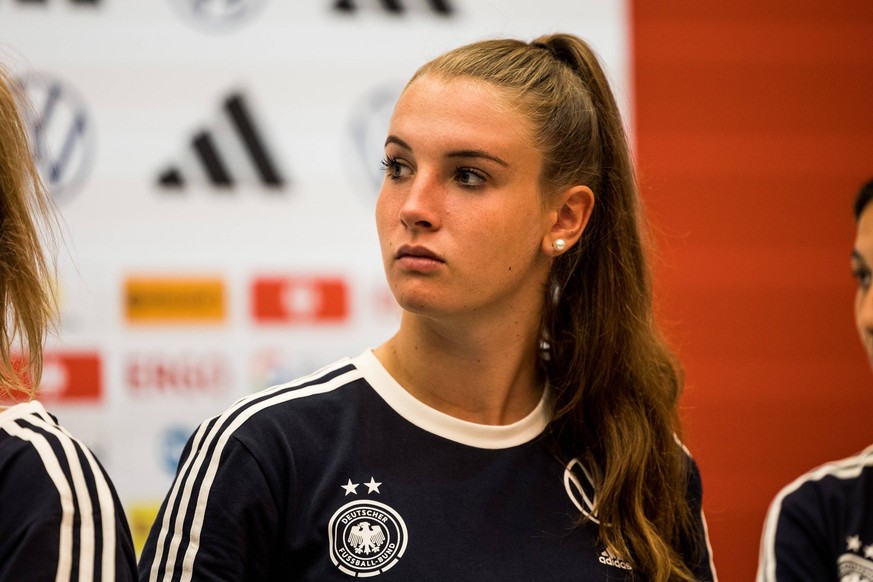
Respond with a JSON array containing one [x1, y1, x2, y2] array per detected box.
[[542, 185, 595, 256]]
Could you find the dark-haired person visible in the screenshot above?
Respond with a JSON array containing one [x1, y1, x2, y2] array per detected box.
[[0, 67, 138, 581], [139, 33, 717, 582], [757, 178, 873, 582]]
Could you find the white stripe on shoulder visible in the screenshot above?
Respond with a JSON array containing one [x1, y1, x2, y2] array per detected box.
[[756, 444, 873, 582], [147, 358, 361, 582], [10, 405, 119, 582], [700, 508, 719, 582], [673, 433, 692, 457], [671, 435, 718, 581], [53, 422, 119, 582], [0, 409, 81, 582], [30, 417, 97, 582], [1, 402, 121, 582]]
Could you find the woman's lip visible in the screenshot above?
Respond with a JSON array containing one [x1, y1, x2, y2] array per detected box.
[[394, 245, 445, 272], [395, 245, 444, 262], [395, 254, 444, 272]]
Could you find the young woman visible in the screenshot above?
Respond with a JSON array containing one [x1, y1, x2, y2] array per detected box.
[[0, 67, 137, 581], [139, 33, 717, 582], [757, 179, 873, 582]]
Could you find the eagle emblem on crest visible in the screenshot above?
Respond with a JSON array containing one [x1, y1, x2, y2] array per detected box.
[[349, 522, 385, 554]]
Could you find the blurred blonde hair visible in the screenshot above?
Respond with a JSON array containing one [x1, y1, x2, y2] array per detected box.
[[0, 67, 57, 400]]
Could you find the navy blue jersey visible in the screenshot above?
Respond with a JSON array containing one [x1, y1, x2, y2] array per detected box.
[[758, 445, 873, 581], [0, 400, 137, 581], [139, 351, 717, 581]]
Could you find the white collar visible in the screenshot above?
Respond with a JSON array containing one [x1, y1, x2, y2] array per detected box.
[[353, 349, 549, 450]]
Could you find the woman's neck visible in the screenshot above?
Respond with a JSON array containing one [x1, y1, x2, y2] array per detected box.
[[373, 313, 544, 425]]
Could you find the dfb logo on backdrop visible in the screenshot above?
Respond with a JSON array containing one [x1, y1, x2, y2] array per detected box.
[[158, 92, 287, 192], [126, 352, 232, 397], [333, 0, 453, 16], [17, 72, 96, 205], [170, 0, 268, 32], [345, 82, 403, 203]]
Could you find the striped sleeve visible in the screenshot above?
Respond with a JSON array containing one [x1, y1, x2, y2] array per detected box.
[[673, 437, 719, 582], [138, 360, 361, 581], [756, 447, 873, 582], [0, 408, 137, 582]]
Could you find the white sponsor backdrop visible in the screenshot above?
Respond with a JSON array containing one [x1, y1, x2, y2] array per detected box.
[[0, 0, 629, 545]]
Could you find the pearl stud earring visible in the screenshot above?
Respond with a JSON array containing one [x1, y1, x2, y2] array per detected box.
[[553, 239, 566, 252]]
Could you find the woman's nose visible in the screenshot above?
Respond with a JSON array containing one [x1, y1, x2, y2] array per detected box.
[[399, 175, 440, 231]]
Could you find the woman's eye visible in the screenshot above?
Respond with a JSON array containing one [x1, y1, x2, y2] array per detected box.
[[853, 268, 871, 290], [380, 157, 410, 180], [456, 168, 486, 187]]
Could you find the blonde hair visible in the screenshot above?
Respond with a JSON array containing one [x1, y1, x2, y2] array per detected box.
[[411, 34, 700, 581], [0, 67, 57, 400]]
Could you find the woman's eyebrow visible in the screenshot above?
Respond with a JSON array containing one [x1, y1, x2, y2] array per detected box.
[[446, 149, 510, 168], [384, 135, 411, 150], [385, 135, 510, 168]]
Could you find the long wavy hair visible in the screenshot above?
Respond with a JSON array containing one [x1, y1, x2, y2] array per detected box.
[[410, 34, 700, 581], [0, 67, 57, 400]]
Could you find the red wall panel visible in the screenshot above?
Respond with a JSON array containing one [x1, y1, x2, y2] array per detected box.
[[632, 2, 873, 580]]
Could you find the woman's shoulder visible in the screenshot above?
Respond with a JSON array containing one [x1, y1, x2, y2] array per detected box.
[[770, 444, 873, 515], [0, 400, 113, 510], [0, 401, 55, 480], [235, 354, 366, 415], [196, 355, 371, 446], [0, 400, 65, 458]]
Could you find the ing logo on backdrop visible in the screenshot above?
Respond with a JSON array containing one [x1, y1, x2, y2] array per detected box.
[[169, 0, 268, 32], [126, 352, 232, 397], [17, 72, 96, 205]]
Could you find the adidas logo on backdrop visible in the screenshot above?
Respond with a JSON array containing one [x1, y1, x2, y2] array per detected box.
[[333, 0, 453, 16], [157, 92, 287, 192]]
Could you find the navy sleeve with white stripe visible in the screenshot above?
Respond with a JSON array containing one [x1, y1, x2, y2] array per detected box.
[[0, 401, 137, 582], [757, 445, 873, 582], [138, 361, 358, 582], [138, 430, 280, 581]]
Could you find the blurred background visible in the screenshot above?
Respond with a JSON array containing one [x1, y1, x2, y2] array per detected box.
[[1, 1, 871, 580]]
